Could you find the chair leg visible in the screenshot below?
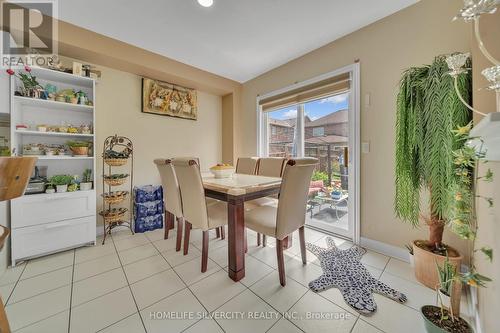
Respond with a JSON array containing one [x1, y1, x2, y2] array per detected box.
[[299, 226, 307, 264], [184, 221, 192, 255], [257, 233, 261, 246], [0, 296, 11, 333], [220, 226, 225, 240], [262, 235, 267, 247], [164, 211, 174, 240], [276, 239, 286, 286], [216, 227, 220, 238], [201, 230, 209, 273], [176, 217, 183, 252]]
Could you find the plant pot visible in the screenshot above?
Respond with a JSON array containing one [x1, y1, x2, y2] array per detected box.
[[56, 185, 68, 193], [421, 305, 473, 333], [413, 240, 461, 287], [70, 147, 89, 156], [80, 182, 92, 191], [413, 240, 462, 314], [45, 188, 55, 194]]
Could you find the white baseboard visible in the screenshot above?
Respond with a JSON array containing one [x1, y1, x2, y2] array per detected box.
[[359, 237, 409, 262]]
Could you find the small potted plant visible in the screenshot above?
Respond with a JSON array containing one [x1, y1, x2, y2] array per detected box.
[[330, 185, 342, 200], [5, 66, 44, 98], [67, 140, 92, 156], [45, 182, 55, 194], [80, 169, 93, 191], [405, 243, 414, 267], [50, 175, 73, 193], [421, 260, 473, 333], [68, 175, 79, 192], [436, 255, 454, 312]]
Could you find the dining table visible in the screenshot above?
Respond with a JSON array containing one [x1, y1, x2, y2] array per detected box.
[[202, 173, 282, 282]]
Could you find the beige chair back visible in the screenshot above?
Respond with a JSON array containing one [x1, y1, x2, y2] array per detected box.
[[154, 159, 183, 217], [172, 158, 210, 231], [275, 158, 318, 239], [257, 157, 286, 178], [235, 157, 259, 175]]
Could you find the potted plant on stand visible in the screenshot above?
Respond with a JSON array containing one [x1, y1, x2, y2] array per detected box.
[[80, 169, 93, 191], [50, 175, 73, 193], [395, 55, 471, 290]]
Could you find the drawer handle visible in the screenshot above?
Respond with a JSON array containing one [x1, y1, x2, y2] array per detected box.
[[45, 222, 72, 229]]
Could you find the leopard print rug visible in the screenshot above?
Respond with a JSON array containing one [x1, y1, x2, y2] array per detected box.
[[306, 237, 407, 315]]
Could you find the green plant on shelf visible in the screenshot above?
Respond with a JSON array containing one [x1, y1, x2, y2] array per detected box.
[[50, 175, 73, 186], [66, 140, 92, 148], [82, 169, 92, 183]]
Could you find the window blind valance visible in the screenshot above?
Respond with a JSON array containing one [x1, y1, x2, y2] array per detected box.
[[259, 72, 350, 112]]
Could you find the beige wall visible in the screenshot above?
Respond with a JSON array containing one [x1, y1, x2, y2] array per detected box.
[[471, 9, 500, 333], [59, 58, 223, 226], [239, 0, 471, 252]]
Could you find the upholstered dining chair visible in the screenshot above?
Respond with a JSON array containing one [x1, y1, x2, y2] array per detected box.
[[154, 159, 184, 251], [251, 157, 287, 246], [172, 158, 228, 272], [244, 158, 318, 286], [235, 157, 259, 175]]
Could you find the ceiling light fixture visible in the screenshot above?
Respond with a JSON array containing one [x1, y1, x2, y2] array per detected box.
[[197, 0, 213, 7]]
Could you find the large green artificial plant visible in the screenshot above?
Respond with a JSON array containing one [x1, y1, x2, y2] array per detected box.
[[395, 55, 471, 252]]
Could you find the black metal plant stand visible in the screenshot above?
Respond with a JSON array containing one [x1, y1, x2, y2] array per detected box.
[[100, 135, 134, 244]]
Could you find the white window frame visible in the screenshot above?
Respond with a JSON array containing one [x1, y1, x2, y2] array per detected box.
[[256, 63, 360, 244]]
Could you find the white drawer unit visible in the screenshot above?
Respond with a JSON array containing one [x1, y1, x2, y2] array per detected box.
[[11, 191, 96, 228], [10, 191, 96, 265], [11, 215, 96, 265]]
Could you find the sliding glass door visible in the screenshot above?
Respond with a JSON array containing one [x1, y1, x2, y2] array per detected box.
[[258, 65, 359, 241]]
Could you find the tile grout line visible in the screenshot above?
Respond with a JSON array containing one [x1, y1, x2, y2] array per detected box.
[[67, 249, 76, 333], [348, 316, 360, 333], [3, 262, 28, 306], [157, 240, 228, 333], [110, 231, 149, 333]]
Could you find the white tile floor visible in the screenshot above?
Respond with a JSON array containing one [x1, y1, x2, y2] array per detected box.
[[0, 227, 444, 333]]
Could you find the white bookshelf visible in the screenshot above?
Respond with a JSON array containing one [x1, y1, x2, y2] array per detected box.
[[9, 67, 97, 265]]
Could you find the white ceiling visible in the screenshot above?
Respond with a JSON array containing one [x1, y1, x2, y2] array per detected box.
[[59, 0, 418, 83]]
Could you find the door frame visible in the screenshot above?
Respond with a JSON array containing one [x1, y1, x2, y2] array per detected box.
[[256, 63, 360, 244]]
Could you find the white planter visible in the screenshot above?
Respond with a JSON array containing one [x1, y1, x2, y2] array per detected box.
[[80, 182, 92, 191], [56, 185, 68, 193], [408, 253, 415, 267], [45, 188, 55, 194]]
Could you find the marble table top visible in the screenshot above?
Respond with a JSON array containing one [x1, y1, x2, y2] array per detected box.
[[202, 173, 281, 196]]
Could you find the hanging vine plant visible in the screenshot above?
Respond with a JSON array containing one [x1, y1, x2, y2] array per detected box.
[[395, 54, 471, 253]]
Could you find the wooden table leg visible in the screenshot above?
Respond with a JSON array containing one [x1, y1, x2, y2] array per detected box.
[[227, 196, 245, 281]]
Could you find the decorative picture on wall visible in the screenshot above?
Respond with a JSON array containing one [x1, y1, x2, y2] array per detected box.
[[142, 78, 198, 120]]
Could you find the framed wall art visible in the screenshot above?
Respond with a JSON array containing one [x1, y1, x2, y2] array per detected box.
[[142, 78, 198, 120]]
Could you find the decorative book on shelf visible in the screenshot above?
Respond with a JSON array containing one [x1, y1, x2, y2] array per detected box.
[[101, 135, 134, 244]]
